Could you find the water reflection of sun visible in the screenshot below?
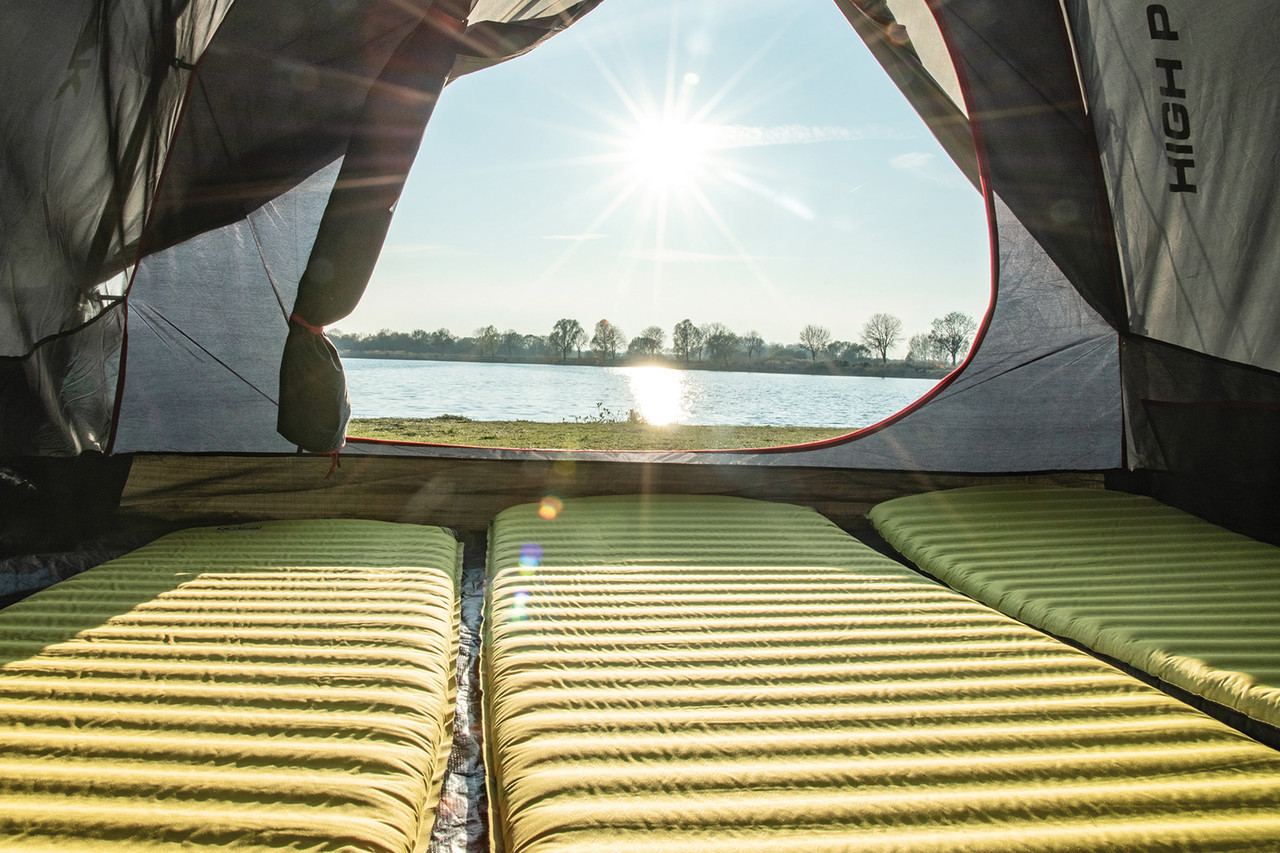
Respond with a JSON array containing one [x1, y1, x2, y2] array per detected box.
[[621, 366, 686, 426]]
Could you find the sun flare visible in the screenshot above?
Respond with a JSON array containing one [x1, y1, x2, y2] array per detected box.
[[624, 115, 715, 189]]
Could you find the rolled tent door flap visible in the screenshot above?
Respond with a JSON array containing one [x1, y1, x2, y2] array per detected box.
[[277, 5, 467, 452], [275, 0, 607, 452]]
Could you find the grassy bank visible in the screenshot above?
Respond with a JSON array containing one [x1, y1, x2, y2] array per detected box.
[[349, 415, 851, 451]]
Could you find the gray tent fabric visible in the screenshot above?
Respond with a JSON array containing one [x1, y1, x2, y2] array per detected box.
[[1070, 1, 1280, 372], [0, 308, 123, 457], [1, 0, 606, 455], [1, 1, 230, 358], [0, 1, 230, 455], [1065, 0, 1280, 486], [794, 196, 1122, 472], [111, 162, 337, 454]]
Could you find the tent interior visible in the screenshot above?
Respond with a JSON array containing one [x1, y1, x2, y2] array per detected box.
[[2, 0, 1280, 848], [4, 0, 1278, 551]]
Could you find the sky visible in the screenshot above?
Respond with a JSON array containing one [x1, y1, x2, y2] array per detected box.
[[340, 0, 990, 356]]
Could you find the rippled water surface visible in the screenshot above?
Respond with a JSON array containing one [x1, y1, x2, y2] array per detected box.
[[345, 359, 938, 428]]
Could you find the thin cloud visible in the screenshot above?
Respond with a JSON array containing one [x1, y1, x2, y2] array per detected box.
[[890, 151, 969, 188], [380, 243, 466, 256], [627, 248, 773, 263], [542, 233, 609, 241], [709, 124, 908, 149], [890, 152, 935, 172]]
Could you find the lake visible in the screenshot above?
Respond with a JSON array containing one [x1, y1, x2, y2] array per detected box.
[[345, 359, 938, 428]]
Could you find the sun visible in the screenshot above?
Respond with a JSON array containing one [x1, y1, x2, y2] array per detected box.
[[623, 113, 715, 189]]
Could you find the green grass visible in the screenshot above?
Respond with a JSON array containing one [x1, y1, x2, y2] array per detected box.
[[349, 415, 851, 451]]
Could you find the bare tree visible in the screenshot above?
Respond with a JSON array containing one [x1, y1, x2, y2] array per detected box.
[[548, 318, 586, 364], [929, 311, 979, 364], [741, 330, 764, 359], [702, 322, 740, 367], [860, 313, 903, 363], [672, 319, 704, 364], [590, 319, 625, 363], [798, 324, 832, 362], [906, 332, 938, 364], [474, 325, 501, 359]]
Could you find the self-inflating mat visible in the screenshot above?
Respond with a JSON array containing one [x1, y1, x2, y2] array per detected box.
[[484, 495, 1280, 853], [869, 485, 1280, 733], [0, 519, 461, 852]]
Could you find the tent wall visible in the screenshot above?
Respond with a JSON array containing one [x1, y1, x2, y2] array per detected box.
[[1069, 0, 1280, 372], [0, 308, 122, 457], [111, 163, 338, 454], [1, 1, 231, 456], [925, 0, 1126, 329], [1, 1, 231, 358], [1065, 0, 1280, 516]]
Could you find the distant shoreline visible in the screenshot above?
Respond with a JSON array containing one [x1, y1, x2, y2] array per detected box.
[[338, 351, 952, 381]]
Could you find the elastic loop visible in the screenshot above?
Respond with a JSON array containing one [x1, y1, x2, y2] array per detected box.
[[289, 313, 326, 335], [427, 6, 468, 35]]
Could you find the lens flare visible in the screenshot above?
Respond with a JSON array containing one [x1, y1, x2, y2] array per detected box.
[[539, 496, 564, 520], [510, 589, 531, 621], [519, 543, 543, 571]]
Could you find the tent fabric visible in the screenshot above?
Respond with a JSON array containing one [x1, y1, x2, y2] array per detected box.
[[1, 0, 605, 457], [868, 484, 1280, 732], [0, 518, 461, 851], [110, 161, 337, 454], [1063, 1, 1280, 487], [0, 1, 230, 456], [1068, 0, 1280, 372], [779, 197, 1122, 472], [485, 494, 1280, 852], [927, 0, 1127, 329], [0, 1, 231, 359], [1121, 336, 1280, 483], [277, 5, 466, 453], [0, 307, 123, 457]]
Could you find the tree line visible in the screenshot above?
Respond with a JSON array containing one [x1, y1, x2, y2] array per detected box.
[[329, 311, 979, 368]]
